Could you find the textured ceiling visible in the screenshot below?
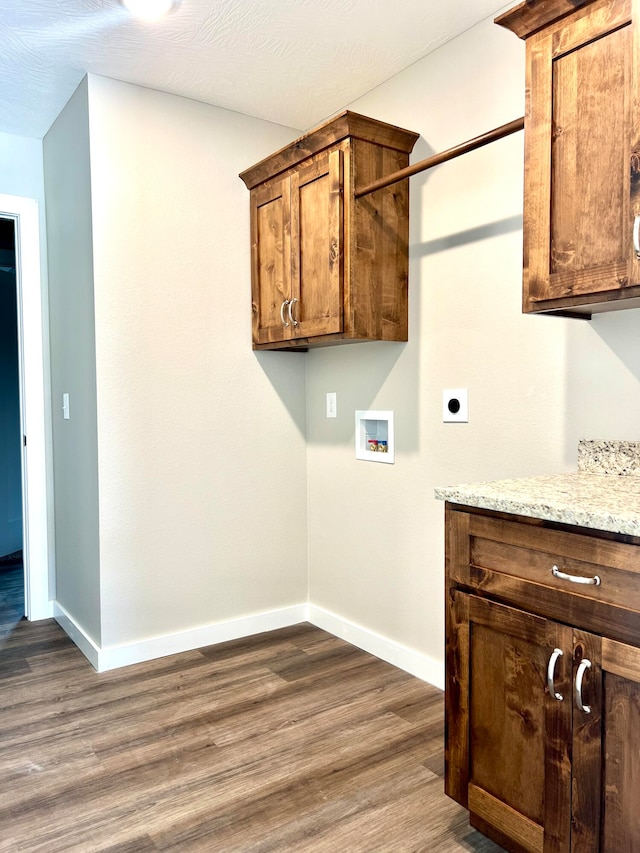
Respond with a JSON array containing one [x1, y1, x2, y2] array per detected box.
[[1, 0, 507, 140]]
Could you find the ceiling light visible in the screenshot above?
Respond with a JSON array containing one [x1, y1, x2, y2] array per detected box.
[[120, 0, 179, 21]]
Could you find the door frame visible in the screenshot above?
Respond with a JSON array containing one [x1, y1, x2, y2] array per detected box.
[[0, 194, 51, 621]]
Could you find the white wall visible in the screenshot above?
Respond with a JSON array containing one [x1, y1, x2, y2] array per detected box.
[[44, 78, 102, 643], [13, 7, 640, 675], [85, 76, 308, 648], [305, 11, 640, 680], [0, 132, 46, 204]]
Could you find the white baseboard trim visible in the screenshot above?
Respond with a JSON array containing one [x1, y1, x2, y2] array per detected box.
[[54, 602, 307, 672], [306, 604, 445, 691], [53, 601, 100, 670], [52, 600, 444, 689]]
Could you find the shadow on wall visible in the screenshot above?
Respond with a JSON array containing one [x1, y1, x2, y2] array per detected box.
[[253, 132, 527, 456], [562, 307, 640, 464], [254, 350, 308, 438], [304, 341, 408, 448], [590, 310, 640, 382], [408, 133, 523, 258], [412, 215, 523, 258]]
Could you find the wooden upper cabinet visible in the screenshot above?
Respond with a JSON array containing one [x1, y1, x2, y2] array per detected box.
[[250, 174, 292, 346], [291, 148, 344, 340], [240, 112, 419, 350], [497, 0, 640, 315]]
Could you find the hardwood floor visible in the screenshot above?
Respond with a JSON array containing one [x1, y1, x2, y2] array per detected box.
[[0, 560, 24, 643], [0, 620, 505, 852]]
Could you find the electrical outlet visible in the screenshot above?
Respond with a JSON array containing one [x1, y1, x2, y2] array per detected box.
[[443, 389, 468, 423], [326, 392, 337, 418]]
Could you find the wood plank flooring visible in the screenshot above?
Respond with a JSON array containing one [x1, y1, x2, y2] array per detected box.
[[0, 561, 24, 643], [0, 618, 505, 852]]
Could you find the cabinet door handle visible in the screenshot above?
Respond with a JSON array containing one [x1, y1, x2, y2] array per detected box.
[[547, 648, 564, 701], [551, 565, 601, 586], [288, 298, 299, 327], [575, 658, 592, 714], [280, 300, 290, 327], [634, 214, 640, 259]]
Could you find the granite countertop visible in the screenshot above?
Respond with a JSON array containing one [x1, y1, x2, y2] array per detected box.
[[434, 440, 640, 537]]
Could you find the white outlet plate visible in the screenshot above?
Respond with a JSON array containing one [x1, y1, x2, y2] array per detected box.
[[443, 388, 468, 423], [326, 392, 337, 418]]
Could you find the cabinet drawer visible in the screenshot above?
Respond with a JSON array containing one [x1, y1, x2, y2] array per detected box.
[[448, 509, 640, 644]]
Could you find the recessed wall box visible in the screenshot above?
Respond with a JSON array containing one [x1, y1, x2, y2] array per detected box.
[[355, 410, 394, 464]]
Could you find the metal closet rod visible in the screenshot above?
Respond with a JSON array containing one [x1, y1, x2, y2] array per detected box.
[[354, 116, 525, 199]]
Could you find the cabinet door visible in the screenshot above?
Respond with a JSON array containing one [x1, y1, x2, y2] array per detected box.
[[447, 591, 572, 853], [290, 148, 343, 339], [571, 632, 640, 852], [250, 175, 292, 345], [523, 0, 640, 312]]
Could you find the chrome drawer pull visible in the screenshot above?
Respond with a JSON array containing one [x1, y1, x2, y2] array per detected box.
[[552, 565, 601, 586], [280, 299, 290, 327], [575, 658, 592, 714], [634, 214, 640, 259], [288, 297, 299, 327], [547, 648, 563, 701]]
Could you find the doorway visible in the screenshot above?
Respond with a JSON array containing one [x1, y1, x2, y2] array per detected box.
[[0, 217, 23, 634], [0, 194, 51, 624]]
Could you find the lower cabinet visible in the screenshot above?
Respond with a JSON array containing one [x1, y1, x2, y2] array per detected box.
[[445, 505, 640, 853]]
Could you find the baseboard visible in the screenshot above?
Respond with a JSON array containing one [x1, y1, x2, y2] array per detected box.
[[54, 602, 307, 672], [52, 599, 444, 689], [306, 604, 445, 691], [53, 601, 100, 670]]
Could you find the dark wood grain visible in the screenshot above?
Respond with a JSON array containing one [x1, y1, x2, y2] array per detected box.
[[457, 511, 640, 648], [465, 596, 548, 841], [549, 13, 629, 296], [290, 147, 343, 339], [445, 501, 640, 851], [570, 630, 603, 852], [0, 562, 24, 646], [445, 590, 470, 807], [499, 0, 640, 314], [239, 111, 418, 191], [495, 0, 598, 39], [543, 620, 572, 853], [241, 111, 417, 351], [600, 638, 640, 851], [0, 618, 505, 852], [250, 174, 292, 346]]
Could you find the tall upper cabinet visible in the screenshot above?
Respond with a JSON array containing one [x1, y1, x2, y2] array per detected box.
[[497, 0, 640, 316], [240, 111, 419, 350]]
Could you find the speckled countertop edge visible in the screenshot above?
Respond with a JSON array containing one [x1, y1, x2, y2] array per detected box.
[[434, 468, 640, 538], [435, 441, 640, 535]]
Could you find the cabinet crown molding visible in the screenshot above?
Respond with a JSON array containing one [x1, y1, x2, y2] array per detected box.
[[495, 0, 598, 39], [239, 110, 419, 190]]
